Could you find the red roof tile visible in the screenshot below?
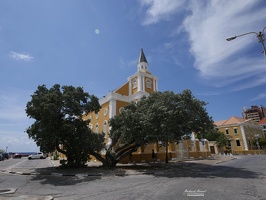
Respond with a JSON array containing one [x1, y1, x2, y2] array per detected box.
[[258, 117, 266, 124]]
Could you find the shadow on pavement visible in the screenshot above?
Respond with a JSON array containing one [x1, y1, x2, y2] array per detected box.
[[30, 161, 261, 186]]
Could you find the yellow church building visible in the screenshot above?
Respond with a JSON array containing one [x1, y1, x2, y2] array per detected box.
[[82, 49, 211, 163], [82, 49, 159, 160]]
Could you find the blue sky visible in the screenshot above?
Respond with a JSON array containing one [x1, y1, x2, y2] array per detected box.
[[1, 0, 266, 152]]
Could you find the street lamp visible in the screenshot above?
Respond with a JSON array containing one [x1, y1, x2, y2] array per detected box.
[[226, 26, 266, 58]]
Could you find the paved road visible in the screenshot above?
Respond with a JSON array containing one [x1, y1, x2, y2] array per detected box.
[[0, 155, 265, 200]]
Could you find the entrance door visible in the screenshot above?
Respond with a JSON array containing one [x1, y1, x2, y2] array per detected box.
[[210, 146, 215, 154]]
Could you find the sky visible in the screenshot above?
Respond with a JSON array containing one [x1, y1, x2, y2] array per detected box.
[[0, 0, 266, 152]]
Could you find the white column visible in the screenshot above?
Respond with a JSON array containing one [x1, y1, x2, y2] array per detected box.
[[109, 99, 117, 118], [138, 76, 142, 92], [129, 78, 132, 95], [141, 76, 144, 91], [240, 124, 248, 150]]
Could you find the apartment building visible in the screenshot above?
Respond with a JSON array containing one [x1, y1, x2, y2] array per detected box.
[[242, 105, 266, 122]]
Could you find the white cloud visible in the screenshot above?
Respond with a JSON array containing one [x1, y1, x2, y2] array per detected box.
[[251, 93, 266, 101], [9, 51, 34, 61], [139, 0, 185, 25], [0, 135, 39, 152], [139, 0, 266, 91], [182, 0, 266, 90], [119, 57, 137, 69], [0, 88, 38, 152], [0, 89, 31, 121]]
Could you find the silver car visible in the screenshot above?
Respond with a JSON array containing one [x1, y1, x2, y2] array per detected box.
[[28, 152, 46, 160]]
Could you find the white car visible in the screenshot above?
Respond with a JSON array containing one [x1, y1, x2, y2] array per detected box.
[[28, 152, 46, 160]]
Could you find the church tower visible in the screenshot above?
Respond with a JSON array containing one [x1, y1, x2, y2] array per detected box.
[[127, 48, 158, 99], [83, 48, 158, 144]]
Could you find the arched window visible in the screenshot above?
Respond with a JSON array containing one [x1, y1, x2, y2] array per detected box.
[[103, 121, 107, 134], [103, 121, 107, 138], [146, 79, 151, 88], [132, 78, 137, 88], [119, 107, 125, 114], [104, 108, 108, 116]]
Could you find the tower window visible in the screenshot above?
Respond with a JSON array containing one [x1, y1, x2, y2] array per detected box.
[[104, 108, 108, 116], [132, 78, 137, 88], [146, 79, 151, 88]]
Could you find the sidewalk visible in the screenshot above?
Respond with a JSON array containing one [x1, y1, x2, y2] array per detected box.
[[182, 154, 237, 165]]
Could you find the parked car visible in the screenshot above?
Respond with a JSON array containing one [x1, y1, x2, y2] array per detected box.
[[2, 153, 9, 159], [28, 152, 46, 160], [13, 153, 22, 158], [0, 154, 4, 161]]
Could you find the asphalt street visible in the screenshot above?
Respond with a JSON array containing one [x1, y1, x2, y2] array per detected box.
[[0, 155, 265, 200]]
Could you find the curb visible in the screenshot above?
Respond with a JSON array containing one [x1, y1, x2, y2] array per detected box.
[[1, 169, 103, 177], [0, 195, 54, 200], [212, 157, 237, 165]]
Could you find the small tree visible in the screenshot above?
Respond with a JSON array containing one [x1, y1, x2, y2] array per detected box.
[[197, 129, 228, 147], [26, 84, 104, 168], [252, 138, 266, 149]]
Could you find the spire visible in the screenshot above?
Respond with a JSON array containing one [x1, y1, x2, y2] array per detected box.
[[137, 48, 149, 72], [138, 48, 148, 63]]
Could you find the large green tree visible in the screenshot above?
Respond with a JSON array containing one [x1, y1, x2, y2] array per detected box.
[[25, 84, 104, 167], [91, 90, 214, 167]]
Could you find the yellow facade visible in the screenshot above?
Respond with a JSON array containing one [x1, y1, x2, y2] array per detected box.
[[115, 82, 129, 96], [215, 116, 265, 154], [81, 49, 214, 163], [83, 49, 159, 150]]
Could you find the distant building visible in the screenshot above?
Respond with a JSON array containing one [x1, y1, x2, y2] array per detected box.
[[242, 105, 266, 122], [215, 116, 264, 154]]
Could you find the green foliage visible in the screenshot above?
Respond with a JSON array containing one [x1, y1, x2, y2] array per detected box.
[[252, 138, 266, 147], [92, 89, 214, 167], [0, 149, 4, 154], [25, 84, 104, 168], [197, 129, 228, 147], [259, 138, 266, 146]]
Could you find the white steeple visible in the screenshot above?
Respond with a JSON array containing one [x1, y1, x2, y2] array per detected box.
[[138, 48, 149, 72]]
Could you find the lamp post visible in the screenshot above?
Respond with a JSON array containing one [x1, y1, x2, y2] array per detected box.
[[226, 26, 266, 58]]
